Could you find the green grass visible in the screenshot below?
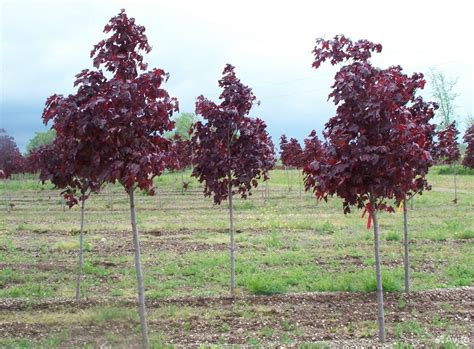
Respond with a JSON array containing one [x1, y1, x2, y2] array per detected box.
[[385, 231, 401, 241], [395, 319, 425, 339], [1, 167, 472, 349]]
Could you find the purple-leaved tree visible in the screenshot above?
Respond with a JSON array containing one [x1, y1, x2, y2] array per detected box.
[[305, 35, 436, 342], [191, 64, 275, 295], [43, 10, 178, 348]]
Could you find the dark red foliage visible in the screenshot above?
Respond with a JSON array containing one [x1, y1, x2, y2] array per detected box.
[[191, 64, 275, 204], [301, 130, 324, 168], [168, 135, 192, 171], [279, 135, 303, 168], [31, 141, 101, 206], [91, 9, 151, 80], [0, 129, 24, 178], [42, 9, 178, 194], [462, 125, 474, 169], [305, 35, 437, 214], [433, 122, 460, 165]]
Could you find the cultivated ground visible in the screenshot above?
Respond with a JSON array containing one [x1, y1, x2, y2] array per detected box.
[[0, 168, 473, 348]]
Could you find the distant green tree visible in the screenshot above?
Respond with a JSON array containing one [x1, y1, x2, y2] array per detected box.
[[165, 112, 198, 140], [26, 129, 56, 155], [429, 68, 458, 128]]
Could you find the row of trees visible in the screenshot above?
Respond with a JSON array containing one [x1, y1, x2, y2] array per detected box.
[[1, 10, 473, 347], [5, 10, 273, 349]]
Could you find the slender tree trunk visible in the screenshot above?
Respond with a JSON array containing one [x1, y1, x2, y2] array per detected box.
[[453, 166, 457, 203], [174, 174, 178, 205], [107, 184, 113, 211], [181, 172, 184, 194], [286, 166, 290, 191], [403, 198, 410, 293], [299, 170, 302, 199], [3, 180, 10, 213], [265, 181, 269, 202], [128, 188, 149, 349], [75, 199, 86, 300], [370, 195, 386, 343], [228, 178, 235, 296]]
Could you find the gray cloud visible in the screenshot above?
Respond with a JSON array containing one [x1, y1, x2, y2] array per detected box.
[[1, 0, 472, 152]]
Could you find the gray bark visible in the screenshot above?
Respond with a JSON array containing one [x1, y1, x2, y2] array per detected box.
[[128, 188, 149, 349], [403, 198, 410, 293], [107, 184, 113, 211], [299, 170, 302, 199], [75, 199, 86, 300], [264, 181, 269, 204], [370, 194, 386, 343], [228, 178, 235, 296], [454, 166, 457, 203], [3, 180, 10, 213]]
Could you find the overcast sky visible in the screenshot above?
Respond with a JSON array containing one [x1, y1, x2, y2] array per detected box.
[[1, 0, 473, 152]]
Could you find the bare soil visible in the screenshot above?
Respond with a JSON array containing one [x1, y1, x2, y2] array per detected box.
[[0, 287, 472, 347]]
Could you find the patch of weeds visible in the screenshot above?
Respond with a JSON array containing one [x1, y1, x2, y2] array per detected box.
[[219, 322, 230, 333], [428, 231, 447, 242], [430, 314, 453, 329], [0, 338, 31, 348], [395, 319, 425, 339], [92, 307, 138, 326], [238, 201, 256, 210], [246, 337, 260, 346], [361, 270, 403, 292], [4, 239, 15, 253], [317, 221, 336, 235], [83, 262, 110, 278], [68, 229, 89, 236], [32, 229, 50, 234], [265, 231, 282, 249], [0, 283, 55, 298], [150, 331, 173, 349], [260, 326, 275, 337], [0, 268, 25, 288], [16, 223, 27, 231], [280, 333, 293, 344], [456, 230, 474, 239], [53, 240, 79, 251], [110, 288, 124, 297], [397, 296, 406, 310], [282, 320, 297, 332], [244, 274, 288, 295], [385, 231, 401, 241], [446, 265, 473, 286]]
